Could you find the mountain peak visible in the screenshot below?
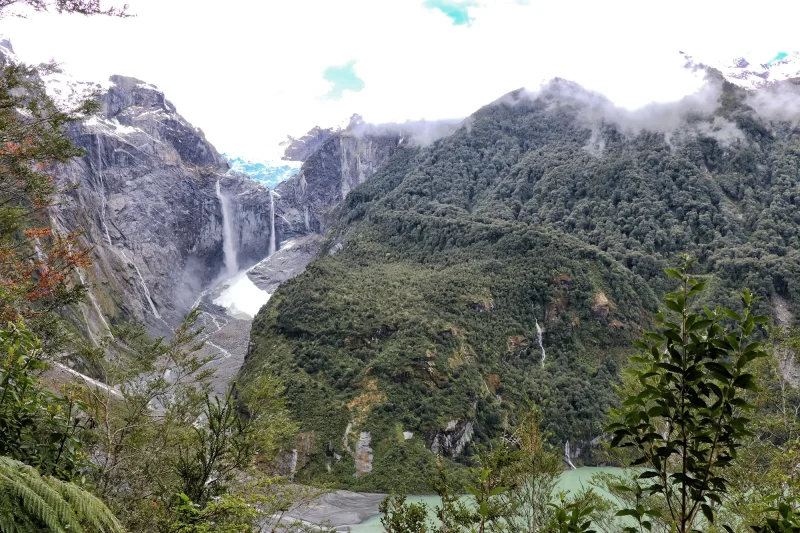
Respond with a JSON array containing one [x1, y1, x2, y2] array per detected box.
[[713, 51, 800, 89]]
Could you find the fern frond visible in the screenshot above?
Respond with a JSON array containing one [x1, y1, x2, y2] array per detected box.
[[47, 476, 123, 532], [0, 456, 122, 533]]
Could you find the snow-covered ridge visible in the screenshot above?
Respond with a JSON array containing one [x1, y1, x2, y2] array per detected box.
[[713, 51, 800, 90], [0, 37, 18, 63], [44, 71, 112, 112]]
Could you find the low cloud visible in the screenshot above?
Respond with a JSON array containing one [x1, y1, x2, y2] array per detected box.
[[350, 118, 463, 147], [746, 80, 800, 124], [509, 76, 751, 149]]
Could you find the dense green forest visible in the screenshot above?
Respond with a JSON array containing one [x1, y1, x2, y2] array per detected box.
[[4, 1, 800, 530], [245, 75, 800, 490]]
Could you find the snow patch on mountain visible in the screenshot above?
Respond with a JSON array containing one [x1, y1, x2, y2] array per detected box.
[[713, 51, 800, 90], [44, 71, 111, 112]]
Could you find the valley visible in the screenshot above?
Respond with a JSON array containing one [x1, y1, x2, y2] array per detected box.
[[2, 4, 800, 529]]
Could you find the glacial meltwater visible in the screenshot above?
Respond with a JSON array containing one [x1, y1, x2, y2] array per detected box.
[[344, 467, 624, 532]]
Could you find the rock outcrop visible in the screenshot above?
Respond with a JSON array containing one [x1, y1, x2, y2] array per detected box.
[[273, 131, 404, 238], [50, 74, 275, 336]]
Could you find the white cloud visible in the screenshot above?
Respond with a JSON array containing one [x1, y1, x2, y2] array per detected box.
[[2, 0, 799, 159]]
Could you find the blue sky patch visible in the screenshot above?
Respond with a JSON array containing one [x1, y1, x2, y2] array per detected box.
[[323, 61, 365, 100], [424, 0, 477, 26], [767, 52, 788, 66]]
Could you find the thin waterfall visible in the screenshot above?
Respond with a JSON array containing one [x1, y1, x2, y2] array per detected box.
[[216, 179, 238, 277], [50, 216, 113, 339], [121, 250, 161, 319], [75, 266, 114, 339], [94, 134, 112, 246], [269, 190, 279, 256], [564, 441, 577, 470], [133, 262, 160, 319], [535, 317, 546, 367], [289, 449, 298, 482]]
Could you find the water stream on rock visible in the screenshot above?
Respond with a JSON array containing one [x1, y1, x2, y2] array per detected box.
[[121, 249, 161, 320], [535, 317, 546, 367], [93, 134, 113, 246], [269, 190, 278, 256], [50, 215, 113, 341], [216, 179, 239, 277]]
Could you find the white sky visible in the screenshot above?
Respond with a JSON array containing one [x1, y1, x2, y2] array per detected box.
[[2, 0, 798, 159]]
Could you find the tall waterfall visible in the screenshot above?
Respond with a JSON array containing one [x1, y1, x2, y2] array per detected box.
[[535, 317, 546, 367], [269, 190, 279, 256], [216, 179, 238, 277]]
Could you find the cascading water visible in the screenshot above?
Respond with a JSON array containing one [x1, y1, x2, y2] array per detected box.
[[216, 179, 238, 277], [94, 134, 113, 246], [289, 449, 298, 482], [564, 441, 577, 470], [120, 250, 161, 320], [269, 190, 279, 256], [535, 317, 546, 367], [50, 216, 113, 341]]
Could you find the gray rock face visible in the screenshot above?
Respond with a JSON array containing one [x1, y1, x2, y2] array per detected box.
[[51, 75, 274, 334], [354, 432, 374, 477], [426, 419, 474, 457], [274, 132, 403, 238], [280, 125, 336, 162], [247, 234, 325, 294]]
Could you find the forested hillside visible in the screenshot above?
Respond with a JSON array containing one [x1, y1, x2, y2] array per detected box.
[[244, 73, 800, 491]]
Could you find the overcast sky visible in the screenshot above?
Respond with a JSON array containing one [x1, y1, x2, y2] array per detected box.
[[2, 0, 798, 159]]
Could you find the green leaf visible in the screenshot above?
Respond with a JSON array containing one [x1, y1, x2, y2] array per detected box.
[[721, 308, 742, 321], [701, 504, 714, 524]]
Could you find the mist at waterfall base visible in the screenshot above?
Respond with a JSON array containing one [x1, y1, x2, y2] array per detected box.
[[213, 271, 271, 319], [210, 179, 273, 319]]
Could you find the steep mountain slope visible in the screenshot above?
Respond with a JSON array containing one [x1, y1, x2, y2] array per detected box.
[[49, 73, 276, 342], [243, 75, 800, 490]]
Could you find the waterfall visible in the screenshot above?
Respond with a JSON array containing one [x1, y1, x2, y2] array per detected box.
[[535, 317, 546, 367], [269, 190, 279, 256], [289, 449, 298, 482], [121, 250, 161, 320], [132, 262, 160, 319], [564, 441, 577, 470], [303, 205, 310, 233], [94, 134, 112, 246], [50, 215, 113, 340], [75, 266, 114, 339], [216, 179, 238, 277]]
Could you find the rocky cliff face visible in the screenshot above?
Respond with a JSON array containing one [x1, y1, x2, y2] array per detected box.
[[273, 132, 404, 240], [50, 74, 274, 337]]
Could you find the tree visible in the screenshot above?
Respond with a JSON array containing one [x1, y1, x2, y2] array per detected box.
[[606, 255, 769, 532], [75, 311, 297, 532], [380, 494, 429, 533], [499, 406, 562, 533], [0, 455, 122, 533], [0, 57, 94, 339], [0, 320, 89, 480]]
